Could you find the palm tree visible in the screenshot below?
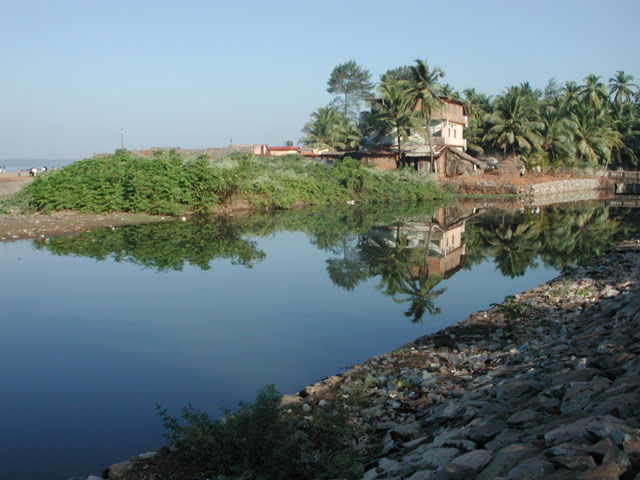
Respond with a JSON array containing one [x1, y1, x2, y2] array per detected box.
[[571, 104, 621, 166], [370, 80, 416, 165], [463, 88, 492, 156], [610, 102, 640, 169], [580, 74, 609, 112], [409, 58, 445, 171], [561, 81, 582, 112], [300, 106, 358, 151], [539, 103, 577, 165], [608, 71, 638, 108], [483, 86, 544, 157]]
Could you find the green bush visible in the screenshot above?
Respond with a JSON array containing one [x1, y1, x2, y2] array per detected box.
[[18, 151, 449, 216], [156, 385, 361, 480]]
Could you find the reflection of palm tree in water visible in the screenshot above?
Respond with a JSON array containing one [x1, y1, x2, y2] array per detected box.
[[361, 224, 447, 323], [478, 212, 541, 278], [326, 235, 369, 291], [539, 207, 619, 270]]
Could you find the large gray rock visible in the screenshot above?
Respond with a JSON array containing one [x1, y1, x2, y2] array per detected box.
[[392, 421, 422, 439], [576, 461, 624, 480], [506, 454, 555, 479], [506, 409, 539, 427], [550, 455, 596, 471], [407, 470, 434, 480], [560, 377, 611, 414], [467, 418, 505, 444], [420, 448, 459, 469], [107, 460, 133, 480], [544, 417, 596, 446], [592, 392, 640, 419], [476, 443, 538, 480], [450, 449, 493, 471]]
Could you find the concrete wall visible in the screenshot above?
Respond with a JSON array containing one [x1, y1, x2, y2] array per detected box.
[[523, 178, 603, 196]]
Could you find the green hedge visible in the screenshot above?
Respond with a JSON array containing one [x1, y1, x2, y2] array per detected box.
[[19, 151, 449, 216]]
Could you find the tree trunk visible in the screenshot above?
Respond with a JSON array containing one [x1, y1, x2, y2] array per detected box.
[[427, 112, 435, 173]]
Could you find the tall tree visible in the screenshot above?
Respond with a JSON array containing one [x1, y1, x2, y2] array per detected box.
[[561, 81, 582, 111], [370, 80, 416, 165], [580, 74, 609, 112], [300, 106, 358, 151], [463, 88, 492, 156], [608, 70, 639, 107], [571, 104, 621, 166], [327, 60, 374, 120], [380, 65, 412, 84], [544, 77, 561, 102], [483, 86, 544, 157], [409, 58, 445, 171], [539, 102, 577, 165]]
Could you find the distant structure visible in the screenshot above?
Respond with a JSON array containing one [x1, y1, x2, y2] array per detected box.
[[355, 97, 486, 177], [131, 143, 304, 161]]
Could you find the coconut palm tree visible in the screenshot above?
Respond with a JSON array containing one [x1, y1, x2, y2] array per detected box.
[[608, 70, 639, 108], [580, 74, 609, 112], [300, 106, 358, 151], [539, 103, 577, 165], [610, 102, 640, 169], [370, 80, 416, 165], [561, 81, 582, 112], [408, 58, 445, 171], [463, 88, 492, 156], [571, 104, 622, 166], [483, 86, 544, 157]]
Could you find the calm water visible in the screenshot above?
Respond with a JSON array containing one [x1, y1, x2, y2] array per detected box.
[[0, 202, 637, 479]]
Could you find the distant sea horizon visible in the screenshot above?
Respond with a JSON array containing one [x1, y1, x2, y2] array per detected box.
[[0, 159, 76, 172]]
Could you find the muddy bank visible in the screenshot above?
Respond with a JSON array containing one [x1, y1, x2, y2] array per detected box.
[[107, 236, 640, 480], [0, 211, 173, 241]]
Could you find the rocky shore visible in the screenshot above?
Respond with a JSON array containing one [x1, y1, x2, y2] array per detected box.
[[104, 236, 640, 480]]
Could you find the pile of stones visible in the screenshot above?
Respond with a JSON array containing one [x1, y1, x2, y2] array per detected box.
[[285, 238, 640, 479]]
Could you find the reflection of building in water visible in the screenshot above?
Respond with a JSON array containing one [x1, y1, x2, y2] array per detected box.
[[370, 205, 480, 277]]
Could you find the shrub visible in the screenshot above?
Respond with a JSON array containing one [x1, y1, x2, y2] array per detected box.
[[18, 151, 450, 216], [156, 384, 361, 480]]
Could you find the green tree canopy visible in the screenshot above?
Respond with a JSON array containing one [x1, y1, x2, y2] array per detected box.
[[300, 106, 358, 151], [327, 60, 374, 120]]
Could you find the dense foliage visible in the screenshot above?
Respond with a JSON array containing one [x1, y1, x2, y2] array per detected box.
[[304, 60, 640, 171], [156, 384, 361, 480], [18, 150, 448, 215]]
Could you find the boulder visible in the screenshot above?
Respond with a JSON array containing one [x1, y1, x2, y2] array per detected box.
[[450, 449, 493, 471], [476, 443, 539, 480]]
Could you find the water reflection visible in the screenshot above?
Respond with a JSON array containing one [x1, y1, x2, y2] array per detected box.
[[33, 202, 639, 323], [35, 219, 266, 271]]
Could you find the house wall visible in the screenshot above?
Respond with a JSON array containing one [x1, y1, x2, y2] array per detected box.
[[269, 148, 300, 156], [361, 155, 397, 170], [432, 101, 468, 126], [443, 122, 465, 148]]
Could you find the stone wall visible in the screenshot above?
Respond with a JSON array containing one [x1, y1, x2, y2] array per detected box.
[[523, 178, 603, 196]]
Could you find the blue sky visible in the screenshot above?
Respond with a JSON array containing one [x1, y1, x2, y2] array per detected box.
[[2, 0, 639, 160]]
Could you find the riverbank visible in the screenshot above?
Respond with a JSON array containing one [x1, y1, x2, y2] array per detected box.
[[105, 236, 640, 480], [0, 211, 173, 241]]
